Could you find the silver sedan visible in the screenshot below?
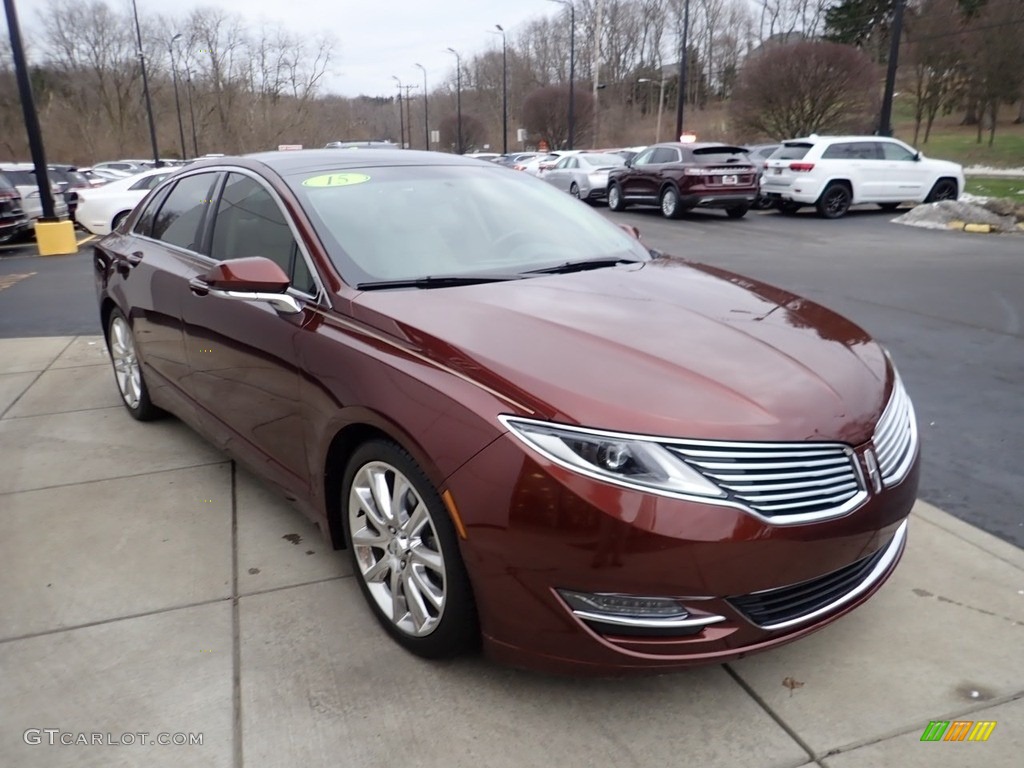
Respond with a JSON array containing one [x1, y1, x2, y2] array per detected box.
[[542, 152, 626, 202]]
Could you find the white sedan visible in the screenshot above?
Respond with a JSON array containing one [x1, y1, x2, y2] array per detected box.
[[76, 168, 177, 235]]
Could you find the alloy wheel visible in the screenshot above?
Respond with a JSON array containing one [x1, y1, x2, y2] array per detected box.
[[608, 185, 621, 210], [570, 183, 580, 199], [661, 188, 678, 218], [348, 461, 447, 637], [109, 316, 142, 409]]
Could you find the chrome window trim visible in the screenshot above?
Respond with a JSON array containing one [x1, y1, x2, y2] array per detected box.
[[739, 519, 908, 631], [499, 415, 869, 526]]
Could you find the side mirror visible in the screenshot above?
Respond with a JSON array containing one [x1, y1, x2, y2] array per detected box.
[[913, 151, 921, 161], [625, 158, 633, 168], [190, 257, 301, 314]]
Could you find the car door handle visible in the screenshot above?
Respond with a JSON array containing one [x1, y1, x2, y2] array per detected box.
[[188, 276, 210, 296], [115, 251, 143, 275], [125, 251, 143, 266]]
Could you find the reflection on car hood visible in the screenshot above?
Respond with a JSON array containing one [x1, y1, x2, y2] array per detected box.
[[352, 258, 890, 444]]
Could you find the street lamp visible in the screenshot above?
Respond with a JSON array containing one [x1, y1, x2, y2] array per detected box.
[[446, 48, 463, 154], [168, 34, 187, 159], [130, 0, 161, 166], [547, 0, 575, 149], [674, 0, 691, 140], [392, 75, 405, 148], [414, 63, 429, 150], [495, 25, 508, 155], [638, 77, 667, 143], [182, 55, 199, 157]]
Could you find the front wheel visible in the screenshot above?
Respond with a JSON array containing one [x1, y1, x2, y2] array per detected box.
[[816, 183, 852, 219], [342, 440, 478, 659], [106, 309, 162, 421], [607, 183, 627, 212], [725, 205, 749, 219], [925, 179, 958, 203]]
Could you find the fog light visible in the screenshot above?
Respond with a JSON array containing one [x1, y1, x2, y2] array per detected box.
[[558, 590, 688, 619]]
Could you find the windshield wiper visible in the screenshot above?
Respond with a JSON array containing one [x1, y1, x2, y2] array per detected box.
[[356, 274, 525, 290], [522, 257, 645, 275]]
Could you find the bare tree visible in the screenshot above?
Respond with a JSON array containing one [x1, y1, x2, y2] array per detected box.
[[730, 40, 879, 138], [522, 85, 596, 148], [905, 0, 965, 145], [965, 0, 1024, 145]]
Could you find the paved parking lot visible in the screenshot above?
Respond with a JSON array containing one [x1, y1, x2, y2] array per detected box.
[[1, 207, 1021, 768], [0, 336, 1022, 768]]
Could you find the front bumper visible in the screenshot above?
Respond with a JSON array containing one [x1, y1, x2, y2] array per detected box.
[[446, 432, 918, 675]]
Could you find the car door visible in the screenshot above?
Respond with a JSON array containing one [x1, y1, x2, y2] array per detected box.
[[620, 147, 658, 201], [181, 170, 322, 495], [546, 156, 572, 190], [106, 172, 223, 414], [876, 140, 930, 201]]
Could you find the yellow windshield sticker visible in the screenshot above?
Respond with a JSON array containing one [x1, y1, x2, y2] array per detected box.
[[302, 172, 371, 188]]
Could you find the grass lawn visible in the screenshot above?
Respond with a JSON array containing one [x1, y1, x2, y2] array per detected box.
[[891, 98, 1024, 168], [964, 177, 1024, 198]]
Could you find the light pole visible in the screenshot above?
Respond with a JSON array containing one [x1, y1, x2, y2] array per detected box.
[[182, 58, 199, 157], [638, 77, 667, 143], [169, 34, 187, 159], [130, 0, 161, 166], [548, 0, 575, 149], [446, 48, 463, 154], [414, 63, 429, 150], [495, 25, 508, 154], [402, 84, 417, 148], [392, 75, 405, 148], [674, 0, 690, 140]]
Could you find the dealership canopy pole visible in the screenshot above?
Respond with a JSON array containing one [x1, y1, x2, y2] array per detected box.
[[131, 0, 162, 166], [674, 0, 690, 140], [4, 0, 57, 220], [878, 0, 906, 137]]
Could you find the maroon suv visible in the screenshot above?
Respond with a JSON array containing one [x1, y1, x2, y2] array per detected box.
[[608, 142, 758, 219]]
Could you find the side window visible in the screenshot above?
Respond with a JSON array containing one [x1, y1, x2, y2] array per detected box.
[[854, 142, 881, 160], [632, 148, 655, 166], [151, 173, 219, 251], [650, 147, 678, 164], [554, 156, 571, 170], [880, 142, 916, 161], [132, 186, 171, 238], [129, 174, 166, 191], [566, 157, 578, 169], [210, 173, 315, 294], [822, 143, 854, 159]]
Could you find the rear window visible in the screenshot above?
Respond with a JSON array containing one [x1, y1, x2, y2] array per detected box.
[[3, 170, 37, 186], [0, 173, 16, 192], [773, 143, 812, 160]]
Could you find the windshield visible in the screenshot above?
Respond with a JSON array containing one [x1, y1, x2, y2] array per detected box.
[[290, 164, 650, 286]]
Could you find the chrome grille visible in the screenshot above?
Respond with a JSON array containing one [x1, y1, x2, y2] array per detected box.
[[873, 377, 917, 486], [666, 441, 865, 521]]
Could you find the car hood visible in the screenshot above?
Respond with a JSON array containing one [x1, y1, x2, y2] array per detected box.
[[925, 158, 963, 175], [351, 258, 891, 444]]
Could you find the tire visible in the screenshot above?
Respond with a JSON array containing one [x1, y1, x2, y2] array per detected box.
[[816, 182, 852, 219], [106, 309, 162, 421], [660, 186, 683, 219], [752, 195, 774, 211], [341, 439, 478, 659], [925, 178, 958, 203], [112, 211, 130, 231], [726, 205, 749, 219], [607, 183, 627, 212], [777, 201, 802, 215], [569, 182, 581, 199], [878, 203, 901, 212]]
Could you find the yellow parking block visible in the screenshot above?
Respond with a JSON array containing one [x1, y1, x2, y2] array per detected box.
[[34, 220, 78, 256], [963, 223, 992, 234], [946, 220, 966, 230]]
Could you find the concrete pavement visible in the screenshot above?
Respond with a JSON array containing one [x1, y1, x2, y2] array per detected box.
[[1, 335, 1022, 768]]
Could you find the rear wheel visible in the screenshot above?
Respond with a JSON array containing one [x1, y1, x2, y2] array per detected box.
[[111, 211, 130, 231], [660, 186, 683, 219], [569, 182, 581, 199], [816, 183, 852, 219], [925, 178, 958, 203], [607, 183, 627, 212], [725, 205, 749, 219], [341, 440, 478, 659], [106, 309, 162, 421]]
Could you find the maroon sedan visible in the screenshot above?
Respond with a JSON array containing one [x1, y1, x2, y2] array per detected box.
[[93, 150, 919, 675]]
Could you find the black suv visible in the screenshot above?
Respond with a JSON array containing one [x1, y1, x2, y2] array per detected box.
[[0, 172, 30, 243]]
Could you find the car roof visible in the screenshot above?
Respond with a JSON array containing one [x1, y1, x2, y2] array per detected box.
[[0, 162, 38, 170], [188, 149, 494, 177], [785, 135, 904, 143]]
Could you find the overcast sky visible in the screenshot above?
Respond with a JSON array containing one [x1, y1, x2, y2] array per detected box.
[[22, 0, 569, 97]]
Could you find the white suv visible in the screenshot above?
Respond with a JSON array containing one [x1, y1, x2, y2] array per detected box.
[[761, 136, 964, 219]]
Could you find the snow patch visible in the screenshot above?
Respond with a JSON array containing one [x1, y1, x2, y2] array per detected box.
[[894, 200, 1019, 233], [964, 166, 1024, 177]]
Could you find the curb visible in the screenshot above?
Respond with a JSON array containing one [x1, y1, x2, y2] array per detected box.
[[945, 220, 1016, 234]]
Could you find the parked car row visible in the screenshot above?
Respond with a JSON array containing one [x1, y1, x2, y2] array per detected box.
[[510, 135, 964, 221]]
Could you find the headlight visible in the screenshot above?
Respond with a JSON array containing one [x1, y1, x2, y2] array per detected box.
[[499, 416, 726, 499]]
